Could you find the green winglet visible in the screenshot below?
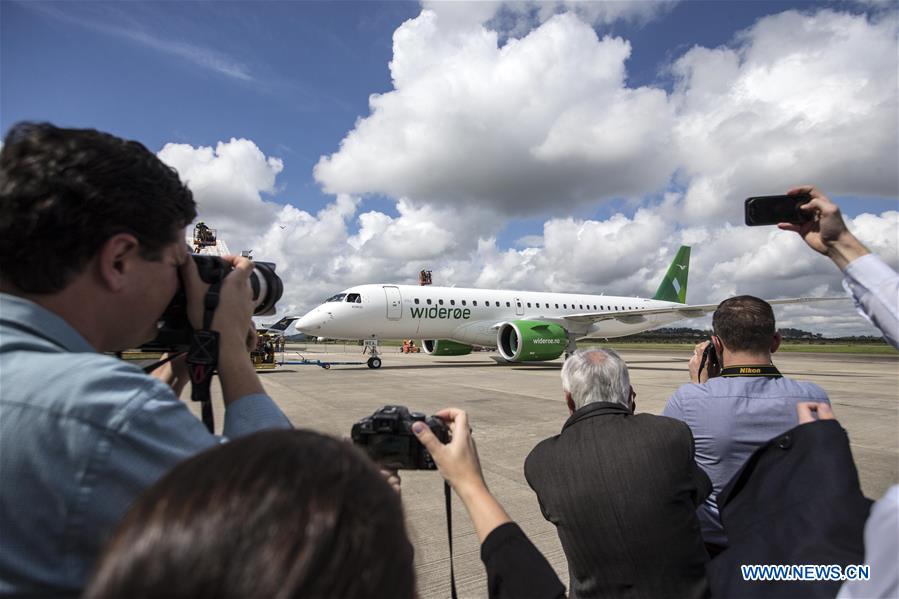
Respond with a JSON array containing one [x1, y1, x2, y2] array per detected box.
[[652, 246, 691, 304]]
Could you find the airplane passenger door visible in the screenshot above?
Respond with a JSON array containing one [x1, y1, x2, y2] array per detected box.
[[515, 297, 524, 316], [384, 286, 402, 320]]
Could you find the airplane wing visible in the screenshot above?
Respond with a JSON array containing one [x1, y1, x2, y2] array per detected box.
[[561, 296, 849, 326]]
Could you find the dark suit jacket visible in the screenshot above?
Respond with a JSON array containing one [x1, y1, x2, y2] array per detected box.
[[524, 402, 712, 599], [707, 419, 872, 598]]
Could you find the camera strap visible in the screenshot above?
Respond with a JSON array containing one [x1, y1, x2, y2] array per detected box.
[[445, 481, 458, 599], [187, 282, 222, 433], [720, 365, 782, 378]]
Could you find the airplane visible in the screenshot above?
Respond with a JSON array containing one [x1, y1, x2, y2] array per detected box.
[[292, 246, 843, 369]]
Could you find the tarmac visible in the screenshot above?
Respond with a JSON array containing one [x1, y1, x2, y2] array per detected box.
[[197, 344, 898, 599]]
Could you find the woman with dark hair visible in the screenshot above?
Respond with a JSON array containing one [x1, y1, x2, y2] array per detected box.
[[87, 411, 564, 599], [85, 430, 415, 599]]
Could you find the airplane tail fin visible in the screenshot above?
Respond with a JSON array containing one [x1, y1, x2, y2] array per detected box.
[[652, 246, 690, 304], [263, 317, 298, 333]]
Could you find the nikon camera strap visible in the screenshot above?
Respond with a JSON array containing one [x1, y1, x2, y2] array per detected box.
[[187, 282, 222, 433], [720, 365, 782, 378]]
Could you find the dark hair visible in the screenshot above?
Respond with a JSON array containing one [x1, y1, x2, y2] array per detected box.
[[0, 122, 196, 293], [85, 430, 415, 599], [713, 295, 776, 354]]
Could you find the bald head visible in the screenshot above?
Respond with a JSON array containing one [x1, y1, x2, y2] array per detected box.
[[561, 349, 632, 411]]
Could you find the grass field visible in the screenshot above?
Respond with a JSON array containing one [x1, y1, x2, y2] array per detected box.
[[302, 339, 897, 355], [592, 342, 898, 355]]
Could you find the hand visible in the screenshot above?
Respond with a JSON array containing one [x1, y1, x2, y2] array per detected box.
[[796, 401, 835, 424], [181, 255, 256, 351], [380, 468, 401, 496], [689, 341, 712, 384], [181, 255, 265, 404], [148, 352, 190, 396], [778, 186, 869, 270], [413, 408, 512, 543], [412, 408, 486, 499]]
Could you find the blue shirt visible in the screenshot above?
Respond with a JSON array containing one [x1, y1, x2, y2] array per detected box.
[[663, 374, 829, 546], [843, 253, 898, 350], [0, 293, 292, 596]]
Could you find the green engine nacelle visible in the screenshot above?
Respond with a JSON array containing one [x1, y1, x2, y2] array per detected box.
[[421, 339, 473, 356], [496, 320, 567, 362]]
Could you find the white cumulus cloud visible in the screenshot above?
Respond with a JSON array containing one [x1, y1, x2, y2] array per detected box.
[[158, 138, 284, 248], [314, 10, 677, 215]]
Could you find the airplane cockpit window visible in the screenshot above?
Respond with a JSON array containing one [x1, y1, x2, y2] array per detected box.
[[325, 293, 346, 302], [345, 293, 362, 303]]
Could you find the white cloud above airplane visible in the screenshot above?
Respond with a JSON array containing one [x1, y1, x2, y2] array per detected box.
[[152, 4, 897, 338]]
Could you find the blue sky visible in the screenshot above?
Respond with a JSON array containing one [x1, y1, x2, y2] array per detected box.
[[3, 1, 897, 335]]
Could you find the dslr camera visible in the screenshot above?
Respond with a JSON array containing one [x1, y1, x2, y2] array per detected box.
[[351, 405, 450, 470], [142, 254, 283, 351]]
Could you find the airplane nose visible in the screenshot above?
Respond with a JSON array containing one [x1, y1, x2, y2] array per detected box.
[[294, 312, 319, 332], [294, 308, 329, 333]]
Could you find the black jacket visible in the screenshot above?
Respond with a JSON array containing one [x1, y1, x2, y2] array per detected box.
[[524, 402, 711, 599], [708, 419, 872, 598]]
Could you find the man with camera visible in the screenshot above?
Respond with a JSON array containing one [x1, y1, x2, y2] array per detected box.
[[662, 296, 829, 556], [0, 122, 291, 596], [524, 349, 712, 599]]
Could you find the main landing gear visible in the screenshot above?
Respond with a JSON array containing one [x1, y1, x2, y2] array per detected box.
[[363, 339, 382, 369], [564, 332, 578, 360]]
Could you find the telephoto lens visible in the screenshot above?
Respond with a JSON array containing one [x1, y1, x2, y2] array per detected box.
[[249, 262, 282, 316]]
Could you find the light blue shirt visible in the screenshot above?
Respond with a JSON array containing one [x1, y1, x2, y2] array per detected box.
[[837, 254, 898, 597], [843, 253, 899, 350], [663, 374, 829, 546], [837, 484, 898, 599], [0, 293, 292, 596]]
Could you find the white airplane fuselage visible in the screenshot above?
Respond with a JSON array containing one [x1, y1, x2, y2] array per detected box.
[[294, 284, 687, 345]]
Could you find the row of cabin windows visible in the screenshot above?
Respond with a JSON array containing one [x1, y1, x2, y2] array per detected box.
[[326, 292, 646, 312], [411, 298, 646, 312]]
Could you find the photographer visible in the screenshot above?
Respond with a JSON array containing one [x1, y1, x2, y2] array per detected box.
[[0, 122, 291, 596], [662, 296, 829, 556], [86, 412, 564, 599], [412, 408, 566, 599]]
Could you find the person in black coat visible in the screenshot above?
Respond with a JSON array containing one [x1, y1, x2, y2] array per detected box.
[[525, 349, 712, 599]]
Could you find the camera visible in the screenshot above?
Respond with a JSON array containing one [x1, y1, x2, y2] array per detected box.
[[698, 340, 721, 379], [744, 193, 813, 226], [142, 254, 283, 351], [351, 405, 450, 470]]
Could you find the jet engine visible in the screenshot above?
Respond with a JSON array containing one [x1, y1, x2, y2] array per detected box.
[[421, 339, 473, 356], [496, 320, 567, 362]]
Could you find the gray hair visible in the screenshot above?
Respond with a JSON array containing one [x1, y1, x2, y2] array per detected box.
[[561, 348, 631, 410]]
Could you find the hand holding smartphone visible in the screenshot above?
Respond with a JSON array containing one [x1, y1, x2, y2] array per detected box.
[[745, 193, 813, 226]]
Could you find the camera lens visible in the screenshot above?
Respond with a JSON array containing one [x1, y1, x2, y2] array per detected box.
[[249, 262, 283, 316]]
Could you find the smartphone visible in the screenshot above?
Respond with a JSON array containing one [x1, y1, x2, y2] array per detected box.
[[744, 193, 813, 226]]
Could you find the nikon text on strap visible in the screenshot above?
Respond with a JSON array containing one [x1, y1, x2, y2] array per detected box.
[[720, 365, 782, 378]]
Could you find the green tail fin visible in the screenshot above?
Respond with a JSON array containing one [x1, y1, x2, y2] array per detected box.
[[652, 246, 690, 303]]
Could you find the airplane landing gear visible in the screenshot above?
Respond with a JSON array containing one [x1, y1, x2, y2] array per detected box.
[[564, 332, 578, 360], [363, 340, 382, 369]]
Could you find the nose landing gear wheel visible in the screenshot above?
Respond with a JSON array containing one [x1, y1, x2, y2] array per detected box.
[[367, 357, 382, 369]]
